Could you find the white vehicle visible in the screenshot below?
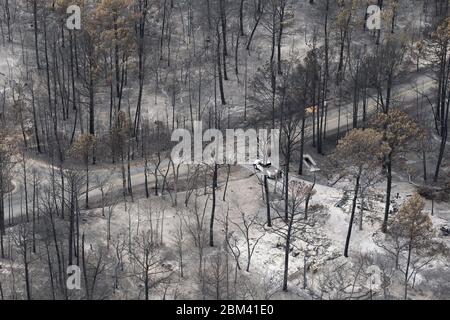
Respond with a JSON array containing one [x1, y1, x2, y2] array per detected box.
[[253, 160, 283, 180], [303, 154, 321, 173]]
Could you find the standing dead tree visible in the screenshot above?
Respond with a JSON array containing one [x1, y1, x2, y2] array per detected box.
[[426, 18, 450, 182], [183, 192, 210, 285], [229, 205, 265, 272], [128, 229, 171, 300], [371, 110, 420, 233], [0, 131, 15, 259], [269, 180, 319, 292], [11, 223, 33, 300], [70, 133, 96, 209], [331, 128, 389, 257], [374, 194, 447, 300]]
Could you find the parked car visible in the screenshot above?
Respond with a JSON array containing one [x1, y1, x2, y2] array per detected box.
[[253, 160, 283, 180], [440, 225, 450, 237]]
